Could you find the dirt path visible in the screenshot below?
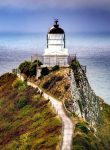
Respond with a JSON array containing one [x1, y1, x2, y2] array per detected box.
[[27, 82, 73, 150]]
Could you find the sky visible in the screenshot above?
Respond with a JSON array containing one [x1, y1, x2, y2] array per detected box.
[[0, 0, 110, 33]]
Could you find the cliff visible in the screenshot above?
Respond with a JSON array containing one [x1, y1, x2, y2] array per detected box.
[[66, 60, 100, 126], [38, 60, 110, 149]]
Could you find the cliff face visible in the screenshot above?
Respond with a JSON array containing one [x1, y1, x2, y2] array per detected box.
[[66, 67, 100, 126]]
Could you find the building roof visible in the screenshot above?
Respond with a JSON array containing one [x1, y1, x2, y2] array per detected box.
[[48, 20, 64, 34]]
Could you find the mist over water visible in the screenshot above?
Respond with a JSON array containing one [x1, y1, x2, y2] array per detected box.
[[0, 32, 110, 104]]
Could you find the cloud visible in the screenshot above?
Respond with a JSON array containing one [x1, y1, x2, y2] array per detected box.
[[0, 3, 110, 33], [1, 0, 110, 10]]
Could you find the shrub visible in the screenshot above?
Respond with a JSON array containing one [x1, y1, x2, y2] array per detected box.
[[41, 67, 49, 76], [42, 76, 63, 89], [12, 79, 24, 89], [73, 134, 91, 150], [29, 59, 43, 77], [32, 59, 42, 66], [19, 59, 42, 77], [33, 95, 41, 101], [16, 97, 27, 109], [70, 59, 81, 70], [29, 64, 36, 77], [76, 122, 89, 134], [52, 65, 59, 71], [19, 61, 31, 76], [42, 80, 51, 89]]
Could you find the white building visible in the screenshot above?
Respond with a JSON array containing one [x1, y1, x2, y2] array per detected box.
[[43, 20, 69, 67]]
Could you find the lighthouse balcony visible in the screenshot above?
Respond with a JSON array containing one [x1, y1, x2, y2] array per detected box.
[[44, 48, 68, 55]]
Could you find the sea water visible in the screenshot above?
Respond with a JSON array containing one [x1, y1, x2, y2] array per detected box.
[[0, 32, 110, 104]]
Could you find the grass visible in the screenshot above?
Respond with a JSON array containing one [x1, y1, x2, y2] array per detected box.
[[39, 68, 71, 102], [0, 73, 61, 150], [96, 98, 110, 149], [72, 134, 100, 150], [72, 119, 103, 150], [72, 97, 110, 150]]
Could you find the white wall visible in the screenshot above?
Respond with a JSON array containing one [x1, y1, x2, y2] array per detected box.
[[48, 34, 65, 50], [44, 55, 68, 67]]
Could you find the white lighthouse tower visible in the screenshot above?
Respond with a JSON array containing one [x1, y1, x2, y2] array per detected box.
[[43, 19, 69, 67]]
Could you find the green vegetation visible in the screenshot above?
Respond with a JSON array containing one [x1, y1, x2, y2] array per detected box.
[[0, 73, 61, 150], [41, 67, 50, 76], [96, 99, 110, 149], [76, 122, 89, 134], [72, 120, 103, 150], [72, 134, 101, 150], [40, 65, 60, 78], [12, 78, 27, 89], [19, 59, 42, 77], [16, 96, 28, 109], [29, 63, 37, 77], [32, 59, 43, 67], [52, 65, 60, 71], [19, 61, 31, 76], [70, 59, 82, 87], [70, 59, 81, 70]]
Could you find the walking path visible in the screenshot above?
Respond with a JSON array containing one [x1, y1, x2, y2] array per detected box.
[[18, 75, 74, 150]]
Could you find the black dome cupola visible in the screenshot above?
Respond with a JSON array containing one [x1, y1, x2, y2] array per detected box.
[[48, 19, 65, 34]]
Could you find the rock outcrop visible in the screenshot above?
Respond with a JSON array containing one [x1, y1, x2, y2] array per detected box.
[[66, 60, 100, 126]]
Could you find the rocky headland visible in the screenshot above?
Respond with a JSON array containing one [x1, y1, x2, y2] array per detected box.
[[0, 58, 110, 150]]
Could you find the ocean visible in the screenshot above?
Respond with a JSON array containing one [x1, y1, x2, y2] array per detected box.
[[0, 32, 110, 104]]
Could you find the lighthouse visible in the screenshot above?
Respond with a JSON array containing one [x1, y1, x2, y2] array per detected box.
[[43, 19, 69, 67]]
